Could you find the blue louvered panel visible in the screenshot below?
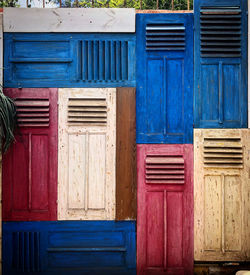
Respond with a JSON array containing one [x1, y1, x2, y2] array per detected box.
[[3, 221, 136, 275], [4, 33, 136, 88], [194, 0, 248, 128], [136, 14, 193, 144]]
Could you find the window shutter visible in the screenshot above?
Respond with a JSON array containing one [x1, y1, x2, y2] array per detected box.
[[58, 88, 116, 220], [2, 88, 58, 221], [137, 144, 193, 274], [194, 129, 250, 261]]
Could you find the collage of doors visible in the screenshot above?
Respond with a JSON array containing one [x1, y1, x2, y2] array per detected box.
[[1, 0, 250, 274]]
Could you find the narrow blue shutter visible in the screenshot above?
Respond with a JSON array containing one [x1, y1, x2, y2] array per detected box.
[[194, 0, 248, 128], [136, 14, 194, 144], [4, 33, 136, 88], [3, 221, 136, 275]]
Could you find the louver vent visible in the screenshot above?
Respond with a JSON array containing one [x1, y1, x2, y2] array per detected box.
[[203, 137, 243, 168], [15, 98, 50, 127], [68, 98, 107, 126], [146, 23, 185, 51], [145, 155, 185, 184], [82, 40, 129, 81], [12, 232, 40, 272], [200, 6, 241, 58]]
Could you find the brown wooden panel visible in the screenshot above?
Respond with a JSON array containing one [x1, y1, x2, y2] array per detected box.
[[116, 87, 136, 220]]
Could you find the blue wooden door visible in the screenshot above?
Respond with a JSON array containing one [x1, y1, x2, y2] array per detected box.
[[194, 0, 248, 128], [4, 33, 136, 88], [136, 14, 193, 144], [2, 221, 136, 275]]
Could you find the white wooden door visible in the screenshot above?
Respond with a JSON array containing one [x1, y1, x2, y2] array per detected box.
[[194, 129, 250, 261], [58, 88, 116, 220]]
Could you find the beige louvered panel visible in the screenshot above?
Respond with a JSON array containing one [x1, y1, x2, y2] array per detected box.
[[145, 156, 185, 184], [58, 88, 116, 220], [15, 98, 50, 127], [194, 129, 250, 261]]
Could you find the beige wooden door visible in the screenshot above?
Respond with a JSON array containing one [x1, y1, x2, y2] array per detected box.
[[194, 129, 250, 261], [58, 88, 116, 220]]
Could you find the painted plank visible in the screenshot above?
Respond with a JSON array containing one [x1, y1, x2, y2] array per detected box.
[[2, 88, 58, 221], [3, 33, 136, 88], [58, 88, 116, 220], [137, 144, 193, 275], [194, 129, 250, 261], [3, 8, 135, 33], [136, 13, 193, 144], [116, 88, 136, 220], [2, 221, 136, 275]]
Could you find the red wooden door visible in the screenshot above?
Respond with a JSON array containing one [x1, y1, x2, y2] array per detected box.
[[2, 88, 58, 221], [137, 144, 193, 275]]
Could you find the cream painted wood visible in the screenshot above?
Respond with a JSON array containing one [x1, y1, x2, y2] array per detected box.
[[58, 88, 116, 220], [194, 129, 250, 261], [3, 8, 135, 33]]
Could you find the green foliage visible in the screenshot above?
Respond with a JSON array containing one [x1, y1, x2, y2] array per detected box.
[[0, 86, 17, 153], [0, 0, 19, 7]]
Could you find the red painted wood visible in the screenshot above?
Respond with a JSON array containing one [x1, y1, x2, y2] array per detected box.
[[2, 88, 58, 221], [137, 144, 193, 275]]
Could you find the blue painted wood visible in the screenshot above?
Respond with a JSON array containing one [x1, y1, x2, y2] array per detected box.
[[136, 14, 194, 144], [4, 33, 136, 88], [194, 0, 248, 128], [2, 221, 136, 275]]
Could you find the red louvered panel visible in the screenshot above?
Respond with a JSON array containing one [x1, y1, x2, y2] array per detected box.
[[2, 88, 58, 221], [137, 144, 193, 275]]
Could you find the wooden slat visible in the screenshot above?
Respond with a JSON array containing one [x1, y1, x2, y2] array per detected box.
[[146, 170, 184, 174], [15, 100, 49, 107], [68, 99, 106, 107], [3, 8, 135, 33], [116, 88, 136, 221], [146, 157, 184, 164], [68, 112, 107, 118]]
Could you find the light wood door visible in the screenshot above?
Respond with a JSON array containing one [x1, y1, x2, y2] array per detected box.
[[58, 88, 116, 220], [194, 129, 250, 261]]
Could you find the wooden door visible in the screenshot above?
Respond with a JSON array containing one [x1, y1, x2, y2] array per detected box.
[[194, 129, 250, 261], [58, 88, 116, 220], [137, 144, 193, 275], [136, 14, 193, 144], [194, 0, 248, 128], [2, 88, 58, 221]]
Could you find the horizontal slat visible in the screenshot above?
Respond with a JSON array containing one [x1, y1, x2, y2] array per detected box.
[[146, 169, 184, 175], [68, 112, 107, 118], [15, 100, 49, 107], [18, 113, 49, 117], [10, 58, 73, 63], [146, 175, 184, 179], [146, 179, 185, 184], [68, 99, 106, 107], [146, 157, 184, 164], [68, 117, 106, 122], [68, 107, 106, 112]]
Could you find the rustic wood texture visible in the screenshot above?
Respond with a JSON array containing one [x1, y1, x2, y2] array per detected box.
[[58, 88, 116, 220], [194, 129, 250, 262], [3, 8, 135, 33], [116, 88, 136, 220]]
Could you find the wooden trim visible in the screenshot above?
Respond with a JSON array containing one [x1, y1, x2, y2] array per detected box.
[[116, 88, 136, 220], [3, 8, 135, 33], [136, 10, 193, 13]]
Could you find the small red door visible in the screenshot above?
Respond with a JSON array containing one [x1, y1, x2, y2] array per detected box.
[[2, 88, 58, 221], [137, 144, 193, 275]]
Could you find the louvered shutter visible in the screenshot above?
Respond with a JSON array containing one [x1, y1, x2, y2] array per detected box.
[[194, 129, 250, 261], [3, 221, 136, 275], [194, 0, 248, 128], [2, 88, 58, 221], [137, 144, 193, 275], [136, 14, 193, 144], [4, 33, 136, 88], [58, 88, 116, 220]]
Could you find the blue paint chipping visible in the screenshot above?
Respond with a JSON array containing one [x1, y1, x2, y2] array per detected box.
[[136, 13, 194, 144], [2, 221, 136, 275], [194, 0, 248, 128], [4, 33, 136, 88]]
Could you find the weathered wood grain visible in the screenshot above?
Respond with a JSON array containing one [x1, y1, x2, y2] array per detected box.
[[194, 129, 250, 261], [3, 8, 135, 33], [58, 88, 116, 220], [116, 88, 136, 220]]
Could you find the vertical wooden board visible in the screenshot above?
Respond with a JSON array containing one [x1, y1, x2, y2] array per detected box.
[[136, 13, 194, 144], [2, 221, 136, 275], [137, 144, 193, 275], [194, 0, 248, 128], [58, 88, 116, 220], [2, 88, 58, 221], [194, 129, 250, 261], [116, 88, 136, 220]]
